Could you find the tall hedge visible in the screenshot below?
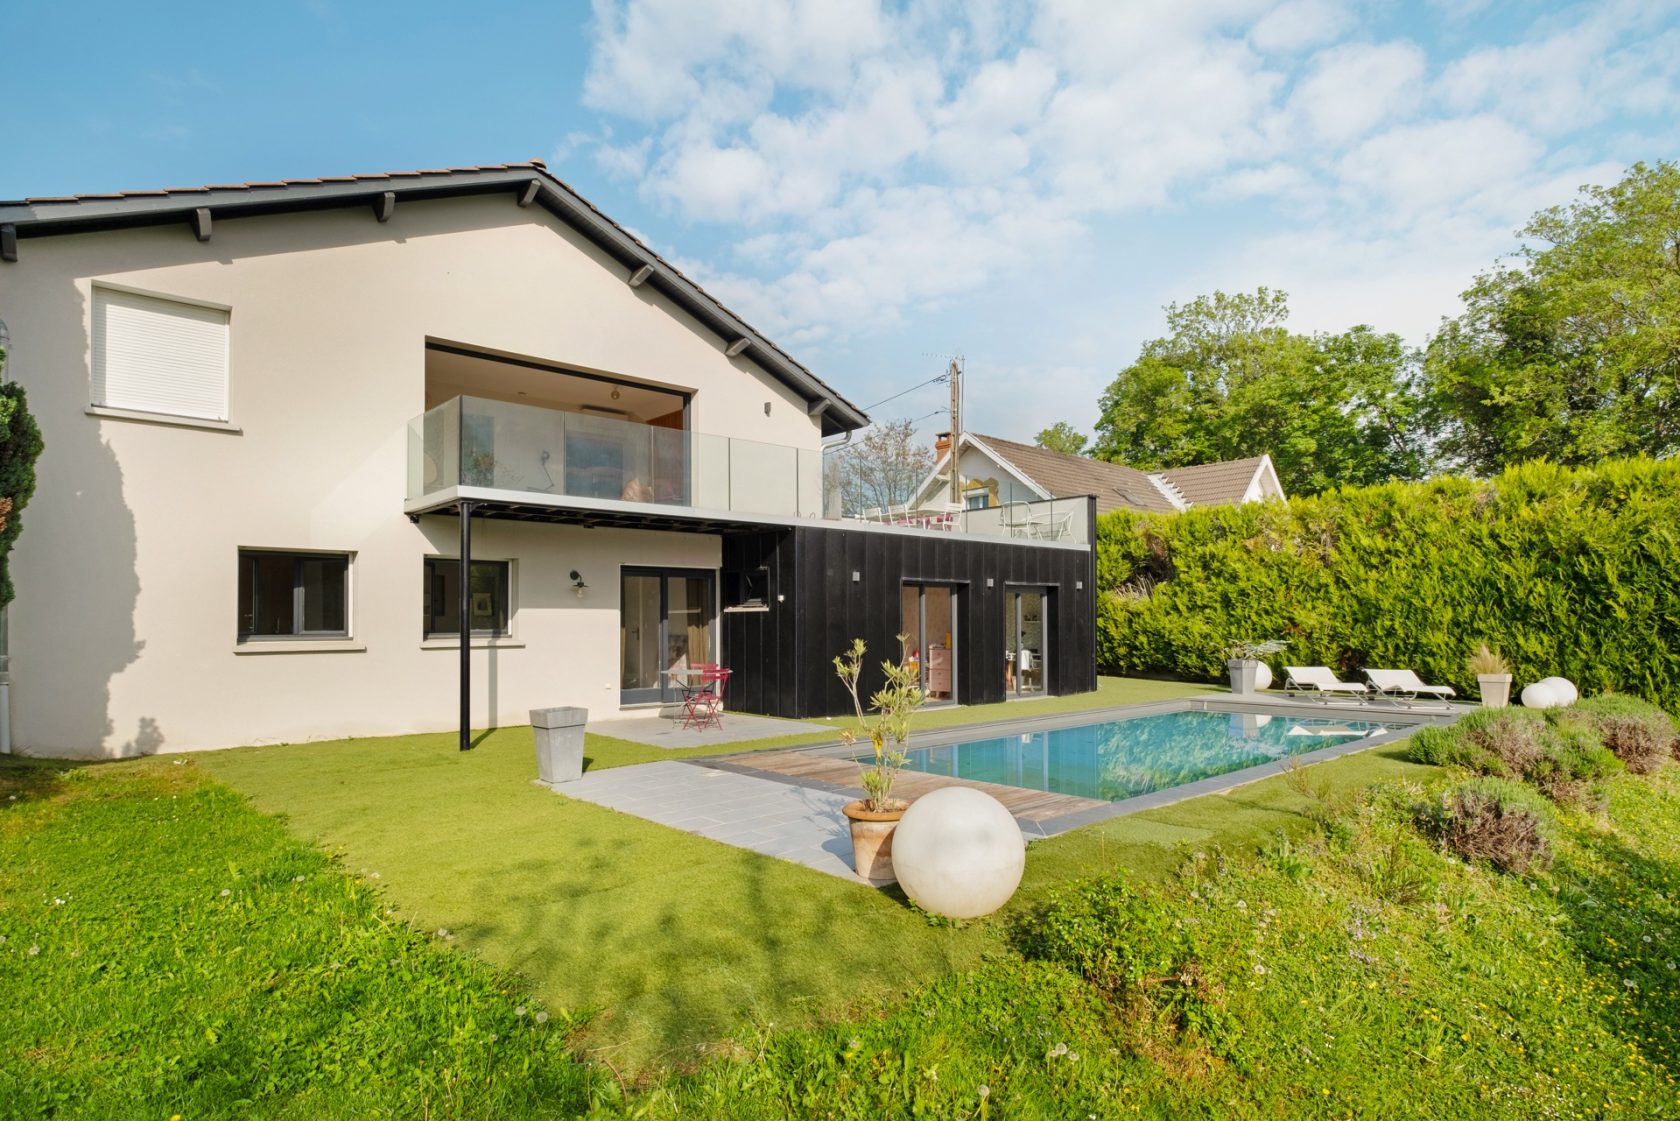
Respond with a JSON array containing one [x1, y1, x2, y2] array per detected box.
[[1096, 458, 1680, 711]]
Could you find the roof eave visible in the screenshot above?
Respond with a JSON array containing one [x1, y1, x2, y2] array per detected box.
[[0, 166, 869, 435]]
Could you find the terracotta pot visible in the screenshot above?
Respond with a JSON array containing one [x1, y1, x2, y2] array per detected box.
[[843, 799, 908, 883]]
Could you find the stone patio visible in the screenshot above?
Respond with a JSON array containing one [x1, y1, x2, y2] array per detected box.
[[586, 711, 833, 750], [557, 760, 868, 882]]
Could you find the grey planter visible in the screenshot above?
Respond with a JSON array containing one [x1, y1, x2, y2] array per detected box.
[[1227, 658, 1259, 696], [531, 706, 588, 786], [1477, 674, 1513, 709]]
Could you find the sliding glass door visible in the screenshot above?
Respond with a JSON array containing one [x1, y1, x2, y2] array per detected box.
[[901, 583, 958, 704], [1005, 588, 1048, 697], [621, 568, 715, 705]]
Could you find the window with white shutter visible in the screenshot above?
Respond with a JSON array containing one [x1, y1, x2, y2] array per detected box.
[[92, 287, 230, 422]]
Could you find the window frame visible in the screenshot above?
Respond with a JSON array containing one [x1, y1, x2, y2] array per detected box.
[[422, 556, 513, 639], [237, 548, 353, 642]]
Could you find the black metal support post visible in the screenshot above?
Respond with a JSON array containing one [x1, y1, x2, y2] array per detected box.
[[459, 498, 474, 752]]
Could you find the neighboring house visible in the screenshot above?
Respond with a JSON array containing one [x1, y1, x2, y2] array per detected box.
[[0, 161, 1095, 757], [914, 432, 1286, 516]]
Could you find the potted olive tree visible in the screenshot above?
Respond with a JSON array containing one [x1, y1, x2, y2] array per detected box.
[[1467, 641, 1513, 708], [834, 637, 925, 884], [1225, 638, 1287, 695]]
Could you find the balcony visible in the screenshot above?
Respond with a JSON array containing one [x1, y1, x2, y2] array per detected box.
[[408, 395, 824, 517], [406, 395, 1089, 546]]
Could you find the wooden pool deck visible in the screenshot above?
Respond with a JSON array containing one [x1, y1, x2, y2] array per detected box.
[[715, 748, 1109, 823]]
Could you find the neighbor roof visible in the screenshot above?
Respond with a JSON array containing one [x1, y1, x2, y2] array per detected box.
[[1156, 456, 1270, 506], [968, 434, 1182, 515], [0, 161, 868, 435]]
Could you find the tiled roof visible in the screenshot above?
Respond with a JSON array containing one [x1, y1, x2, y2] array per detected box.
[[970, 434, 1182, 515], [1158, 456, 1268, 506]]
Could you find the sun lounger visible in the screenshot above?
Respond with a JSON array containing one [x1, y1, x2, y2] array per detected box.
[[1364, 668, 1456, 707], [1283, 666, 1369, 702]]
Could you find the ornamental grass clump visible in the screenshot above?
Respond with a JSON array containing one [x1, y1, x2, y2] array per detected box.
[[833, 637, 926, 813], [1416, 778, 1554, 875]]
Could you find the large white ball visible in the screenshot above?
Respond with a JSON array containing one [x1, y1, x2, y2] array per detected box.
[[891, 787, 1025, 919], [1521, 681, 1562, 709], [1253, 663, 1274, 691], [1538, 676, 1578, 706]]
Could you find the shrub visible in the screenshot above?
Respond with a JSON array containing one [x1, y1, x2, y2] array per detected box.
[[1404, 708, 1621, 803], [1573, 694, 1679, 774], [1416, 779, 1555, 874], [1017, 876, 1222, 1035], [1096, 457, 1680, 711]]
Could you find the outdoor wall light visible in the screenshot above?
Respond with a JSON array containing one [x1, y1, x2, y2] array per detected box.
[[570, 570, 588, 598], [851, 570, 860, 582]]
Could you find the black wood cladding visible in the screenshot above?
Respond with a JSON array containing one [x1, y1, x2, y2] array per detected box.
[[719, 512, 1097, 719]]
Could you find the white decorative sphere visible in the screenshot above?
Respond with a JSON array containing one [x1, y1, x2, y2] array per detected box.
[[1253, 663, 1274, 691], [1538, 676, 1578, 706], [891, 787, 1025, 919], [1521, 681, 1562, 709]]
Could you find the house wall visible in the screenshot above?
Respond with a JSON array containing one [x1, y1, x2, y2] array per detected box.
[[920, 445, 1044, 509], [0, 194, 815, 756], [721, 520, 1097, 719]]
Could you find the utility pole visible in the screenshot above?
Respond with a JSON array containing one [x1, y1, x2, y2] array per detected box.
[[947, 357, 962, 507]]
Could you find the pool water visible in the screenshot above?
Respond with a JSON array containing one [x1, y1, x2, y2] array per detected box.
[[891, 710, 1391, 802]]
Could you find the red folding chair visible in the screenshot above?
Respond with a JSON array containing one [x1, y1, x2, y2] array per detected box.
[[679, 666, 730, 731]]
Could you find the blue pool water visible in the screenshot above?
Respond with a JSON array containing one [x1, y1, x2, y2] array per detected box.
[[890, 710, 1391, 802]]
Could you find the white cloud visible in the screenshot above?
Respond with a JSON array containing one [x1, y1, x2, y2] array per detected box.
[[1250, 0, 1352, 52], [574, 0, 1677, 427], [1286, 40, 1426, 145]]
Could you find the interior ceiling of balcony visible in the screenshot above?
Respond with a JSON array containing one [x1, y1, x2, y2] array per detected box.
[[424, 345, 686, 425]]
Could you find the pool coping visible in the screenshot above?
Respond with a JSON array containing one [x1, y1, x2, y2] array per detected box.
[[691, 695, 1466, 839]]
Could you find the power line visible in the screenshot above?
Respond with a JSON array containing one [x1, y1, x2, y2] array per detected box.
[[864, 371, 949, 412]]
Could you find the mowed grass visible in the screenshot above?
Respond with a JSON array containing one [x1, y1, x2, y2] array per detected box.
[[192, 675, 1394, 1073], [0, 758, 602, 1120]]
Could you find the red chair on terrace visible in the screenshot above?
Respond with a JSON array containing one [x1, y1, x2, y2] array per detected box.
[[679, 665, 731, 731]]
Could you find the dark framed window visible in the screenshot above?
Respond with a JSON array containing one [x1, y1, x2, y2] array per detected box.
[[424, 558, 511, 637], [238, 550, 350, 640]]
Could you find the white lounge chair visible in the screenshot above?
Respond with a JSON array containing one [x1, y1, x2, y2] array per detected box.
[[1284, 666, 1369, 702], [1364, 668, 1456, 707]]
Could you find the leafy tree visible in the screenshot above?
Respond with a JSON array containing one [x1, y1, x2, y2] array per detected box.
[[1424, 160, 1680, 473], [1093, 288, 1427, 494], [1034, 422, 1089, 456], [0, 337, 43, 610], [825, 418, 934, 515]]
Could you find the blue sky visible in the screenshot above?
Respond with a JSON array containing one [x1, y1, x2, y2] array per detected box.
[[6, 1, 1678, 442]]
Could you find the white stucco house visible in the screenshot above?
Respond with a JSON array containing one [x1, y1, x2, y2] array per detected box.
[[0, 161, 1098, 757]]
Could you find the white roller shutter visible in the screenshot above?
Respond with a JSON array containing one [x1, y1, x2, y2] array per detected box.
[[92, 287, 230, 421]]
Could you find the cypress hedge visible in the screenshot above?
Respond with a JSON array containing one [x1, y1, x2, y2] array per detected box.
[[1095, 457, 1680, 710]]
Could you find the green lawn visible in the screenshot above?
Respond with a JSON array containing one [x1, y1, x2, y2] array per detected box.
[[7, 680, 1678, 1118], [193, 675, 1217, 1072]]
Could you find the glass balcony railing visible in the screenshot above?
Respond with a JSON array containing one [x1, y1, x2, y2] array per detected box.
[[406, 396, 1091, 545], [407, 395, 825, 519]]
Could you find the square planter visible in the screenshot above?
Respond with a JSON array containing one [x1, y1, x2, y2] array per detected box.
[[531, 706, 588, 786], [1477, 674, 1513, 709], [1227, 658, 1259, 696]]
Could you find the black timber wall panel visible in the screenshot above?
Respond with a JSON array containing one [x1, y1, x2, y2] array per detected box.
[[722, 511, 1098, 720]]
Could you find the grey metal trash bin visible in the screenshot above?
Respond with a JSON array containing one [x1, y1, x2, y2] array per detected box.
[[530, 706, 588, 786]]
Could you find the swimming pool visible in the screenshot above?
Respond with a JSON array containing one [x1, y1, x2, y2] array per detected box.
[[890, 710, 1392, 802]]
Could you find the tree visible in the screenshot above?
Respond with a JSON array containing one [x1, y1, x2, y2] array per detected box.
[[1424, 160, 1680, 473], [1092, 288, 1428, 494], [825, 419, 934, 515], [1034, 422, 1088, 456], [0, 336, 43, 612]]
